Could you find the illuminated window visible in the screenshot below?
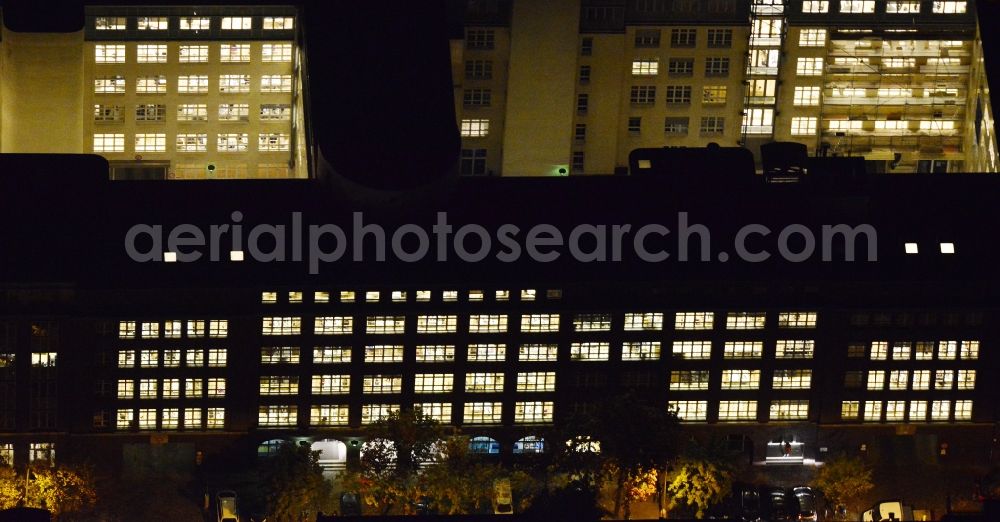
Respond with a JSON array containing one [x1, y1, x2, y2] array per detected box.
[[139, 379, 158, 399], [262, 316, 300, 335], [259, 405, 297, 427], [632, 59, 659, 76], [468, 344, 506, 362], [180, 17, 210, 31], [94, 76, 126, 95], [702, 86, 727, 105], [938, 340, 958, 360], [934, 370, 954, 390], [631, 85, 658, 105], [138, 16, 168, 30], [134, 134, 166, 153], [515, 401, 553, 424], [363, 375, 402, 394], [222, 17, 252, 30], [726, 312, 765, 330], [179, 45, 208, 63], [261, 75, 292, 93], [95, 44, 125, 64], [93, 133, 125, 153], [469, 315, 507, 333], [889, 370, 909, 390], [440, 290, 457, 302], [791, 117, 818, 136], [199, 408, 221, 429], [517, 372, 556, 392], [672, 341, 711, 359], [622, 341, 661, 361], [136, 44, 167, 63], [314, 347, 351, 364], [261, 43, 293, 62], [366, 316, 405, 335], [364, 345, 404, 363], [841, 400, 860, 419], [802, 1, 829, 13], [933, 1, 967, 13], [220, 75, 251, 94], [176, 134, 207, 152], [624, 312, 663, 331], [263, 17, 295, 30], [416, 403, 452, 423], [669, 400, 708, 422], [670, 370, 710, 391], [218, 103, 249, 122], [314, 316, 352, 335], [314, 291, 330, 303], [960, 341, 979, 360], [220, 44, 250, 63], [841, 1, 875, 13], [573, 314, 611, 332], [675, 312, 713, 330], [770, 400, 809, 420], [117, 379, 135, 399], [94, 104, 123, 123], [796, 58, 824, 76], [415, 345, 454, 363], [259, 376, 299, 396], [954, 400, 972, 420], [185, 379, 203, 398], [392, 290, 407, 302], [867, 371, 885, 390], [887, 1, 921, 12], [920, 121, 957, 132], [773, 369, 812, 389], [718, 401, 757, 421], [311, 405, 349, 426], [136, 409, 156, 430], [186, 350, 204, 368], [570, 342, 609, 361], [519, 344, 558, 362], [863, 401, 882, 421], [95, 16, 126, 30], [521, 314, 560, 333], [135, 76, 167, 95], [139, 350, 158, 368], [460, 119, 490, 138], [178, 75, 209, 94], [466, 372, 505, 393], [778, 312, 817, 328], [217, 133, 249, 152], [885, 401, 906, 421], [414, 373, 453, 394], [310, 374, 350, 395], [209, 320, 227, 338], [883, 58, 916, 68], [207, 378, 226, 397], [911, 370, 930, 390], [775, 340, 814, 359], [176, 104, 208, 123], [930, 400, 950, 421], [721, 370, 760, 390], [117, 350, 135, 368], [161, 350, 181, 369], [463, 402, 502, 424], [915, 341, 934, 360], [724, 341, 763, 359], [799, 29, 827, 47], [891, 342, 911, 360]]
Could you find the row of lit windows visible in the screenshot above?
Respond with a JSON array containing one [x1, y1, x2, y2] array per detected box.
[[0, 443, 55, 467], [95, 15, 294, 31], [95, 103, 291, 123], [668, 400, 810, 422], [801, 1, 966, 14], [861, 369, 976, 390], [5, 353, 59, 368], [117, 349, 227, 368], [624, 57, 731, 77], [259, 401, 555, 427], [119, 320, 227, 339], [841, 399, 972, 422], [115, 407, 225, 430], [264, 312, 817, 335], [671, 369, 813, 390], [256, 372, 558, 395], [94, 43, 292, 63], [94, 74, 292, 94], [117, 377, 226, 399], [94, 133, 290, 153], [850, 340, 978, 360], [263, 289, 560, 304]]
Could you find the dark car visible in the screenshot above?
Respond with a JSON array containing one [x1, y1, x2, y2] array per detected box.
[[793, 486, 818, 521], [739, 487, 762, 522], [767, 488, 793, 522], [340, 491, 362, 516]]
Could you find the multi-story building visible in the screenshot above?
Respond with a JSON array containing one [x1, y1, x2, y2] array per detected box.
[[0, 5, 307, 179], [452, 0, 1000, 175], [1, 154, 997, 495]]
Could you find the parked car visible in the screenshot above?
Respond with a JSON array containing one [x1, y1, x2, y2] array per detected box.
[[739, 487, 762, 522], [793, 486, 819, 521], [216, 490, 239, 522], [340, 491, 362, 516], [767, 488, 793, 522], [493, 478, 513, 515]]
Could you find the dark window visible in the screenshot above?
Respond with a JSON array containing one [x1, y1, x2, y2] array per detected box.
[[705, 57, 730, 77], [466, 29, 495, 50], [571, 151, 585, 173], [460, 149, 487, 176], [664, 117, 690, 134], [844, 371, 863, 388], [707, 29, 733, 48], [635, 29, 661, 48], [464, 60, 493, 80], [630, 85, 657, 105], [665, 85, 692, 104], [579, 65, 591, 83], [581, 37, 593, 55], [668, 58, 694, 76], [671, 28, 697, 48], [577, 94, 589, 113], [847, 343, 867, 358], [574, 123, 587, 142], [628, 117, 642, 134], [463, 88, 492, 107]]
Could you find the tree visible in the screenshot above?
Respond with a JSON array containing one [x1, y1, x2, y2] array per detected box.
[[416, 435, 500, 514], [557, 394, 680, 519], [811, 456, 874, 515], [352, 408, 445, 515], [261, 442, 334, 521], [607, 464, 659, 520], [665, 460, 732, 519], [0, 466, 22, 510]]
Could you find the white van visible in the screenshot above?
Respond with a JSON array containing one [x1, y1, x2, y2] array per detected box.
[[493, 478, 513, 515]]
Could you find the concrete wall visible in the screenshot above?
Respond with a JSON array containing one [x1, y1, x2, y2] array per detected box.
[[501, 0, 580, 177], [0, 29, 85, 154]]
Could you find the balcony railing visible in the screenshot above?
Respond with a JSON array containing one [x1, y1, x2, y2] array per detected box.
[[822, 96, 966, 106], [749, 36, 782, 47], [751, 4, 784, 15], [747, 66, 779, 76], [746, 96, 776, 105], [742, 125, 774, 135], [826, 64, 879, 74], [920, 65, 969, 74]]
